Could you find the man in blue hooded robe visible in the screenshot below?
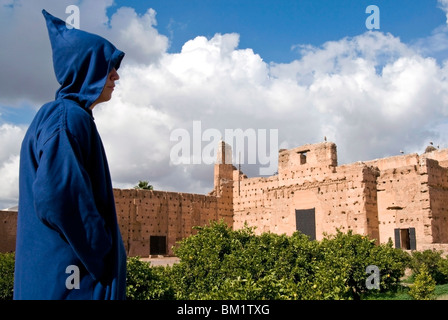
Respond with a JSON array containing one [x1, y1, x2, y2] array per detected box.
[[13, 9, 127, 300]]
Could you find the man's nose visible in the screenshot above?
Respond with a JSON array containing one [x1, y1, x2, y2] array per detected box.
[[111, 68, 120, 81]]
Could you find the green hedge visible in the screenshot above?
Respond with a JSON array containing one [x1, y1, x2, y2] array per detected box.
[[126, 256, 175, 300], [166, 221, 411, 300], [409, 249, 448, 284], [3, 221, 447, 300], [0, 252, 14, 300]]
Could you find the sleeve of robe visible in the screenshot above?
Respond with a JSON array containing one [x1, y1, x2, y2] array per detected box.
[[32, 125, 112, 282]]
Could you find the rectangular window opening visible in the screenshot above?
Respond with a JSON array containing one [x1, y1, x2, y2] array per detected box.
[[394, 228, 416, 250], [296, 150, 310, 165], [150, 235, 167, 255], [400, 229, 410, 250], [295, 208, 316, 240]]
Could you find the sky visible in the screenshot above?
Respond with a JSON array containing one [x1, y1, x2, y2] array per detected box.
[[1, 0, 448, 209]]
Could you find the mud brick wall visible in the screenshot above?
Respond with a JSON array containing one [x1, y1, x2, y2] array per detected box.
[[424, 148, 448, 168], [365, 152, 448, 247], [367, 154, 430, 245], [424, 157, 448, 243], [233, 142, 379, 241], [114, 189, 229, 257], [233, 162, 379, 241], [232, 143, 448, 249], [329, 163, 380, 242], [0, 210, 17, 253]]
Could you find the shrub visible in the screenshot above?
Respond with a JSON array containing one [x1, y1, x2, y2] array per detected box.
[[170, 220, 249, 299], [410, 249, 448, 284], [170, 222, 409, 300], [316, 231, 377, 299], [409, 265, 436, 300], [370, 239, 412, 292], [438, 257, 448, 281], [0, 252, 14, 300], [315, 231, 411, 300], [125, 256, 175, 300], [171, 220, 320, 299]]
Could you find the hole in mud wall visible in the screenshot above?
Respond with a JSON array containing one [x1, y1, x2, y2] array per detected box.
[[149, 235, 167, 255]]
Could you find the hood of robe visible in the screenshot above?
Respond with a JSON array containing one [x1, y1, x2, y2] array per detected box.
[[43, 9, 125, 109]]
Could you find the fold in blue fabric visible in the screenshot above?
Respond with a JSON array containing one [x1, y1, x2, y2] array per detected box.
[[14, 9, 127, 300]]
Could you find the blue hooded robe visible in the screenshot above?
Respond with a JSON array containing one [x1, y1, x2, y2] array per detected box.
[[13, 10, 127, 300]]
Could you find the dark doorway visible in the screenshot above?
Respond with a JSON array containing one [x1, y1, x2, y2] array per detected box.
[[400, 229, 410, 250], [295, 208, 316, 240], [150, 236, 167, 255], [394, 228, 416, 250]]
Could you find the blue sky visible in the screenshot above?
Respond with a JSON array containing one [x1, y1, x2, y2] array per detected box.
[[113, 0, 446, 63], [1, 0, 448, 208]]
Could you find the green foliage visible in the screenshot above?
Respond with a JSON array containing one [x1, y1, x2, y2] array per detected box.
[[134, 180, 153, 190], [410, 249, 448, 284], [370, 238, 412, 292], [125, 256, 174, 300], [314, 231, 411, 300], [169, 221, 319, 299], [434, 283, 448, 298], [0, 223, 443, 301], [170, 221, 410, 300], [0, 252, 14, 300], [409, 265, 436, 300]]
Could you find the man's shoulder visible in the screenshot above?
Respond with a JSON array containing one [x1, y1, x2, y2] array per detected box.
[[62, 100, 97, 142], [62, 99, 94, 121], [35, 99, 90, 121], [34, 99, 95, 141], [27, 100, 65, 142]]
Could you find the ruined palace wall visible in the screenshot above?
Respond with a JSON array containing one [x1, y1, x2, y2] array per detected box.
[[213, 163, 234, 227], [233, 153, 379, 241], [423, 158, 448, 243], [314, 163, 379, 241], [0, 210, 17, 253], [212, 145, 448, 250], [114, 189, 224, 257], [0, 190, 227, 257], [232, 175, 279, 234], [424, 148, 448, 168], [364, 154, 433, 246], [277, 142, 337, 182]]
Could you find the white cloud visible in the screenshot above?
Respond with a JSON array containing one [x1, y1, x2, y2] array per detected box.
[[112, 8, 168, 64], [92, 30, 448, 198], [0, 123, 25, 209], [0, 155, 20, 209], [439, 0, 448, 24], [0, 123, 24, 163], [0, 0, 169, 106], [1, 1, 448, 207]]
